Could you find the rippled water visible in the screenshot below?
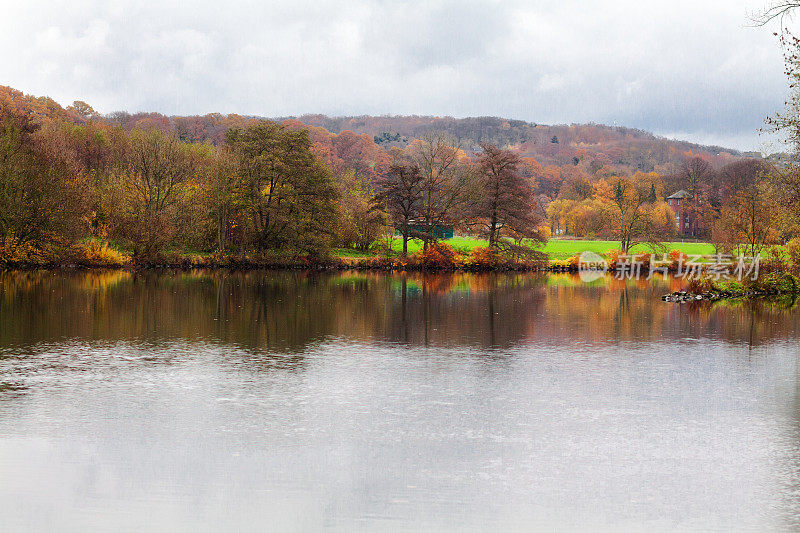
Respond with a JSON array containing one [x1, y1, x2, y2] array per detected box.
[[1, 270, 800, 531]]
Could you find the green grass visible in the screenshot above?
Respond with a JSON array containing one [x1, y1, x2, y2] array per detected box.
[[391, 236, 486, 255], [333, 236, 716, 261], [331, 247, 375, 258], [541, 239, 715, 260]]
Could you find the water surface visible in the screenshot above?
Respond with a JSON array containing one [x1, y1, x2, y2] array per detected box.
[[1, 270, 800, 531]]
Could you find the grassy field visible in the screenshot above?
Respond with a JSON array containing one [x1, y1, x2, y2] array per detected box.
[[334, 237, 716, 260], [540, 239, 715, 260]]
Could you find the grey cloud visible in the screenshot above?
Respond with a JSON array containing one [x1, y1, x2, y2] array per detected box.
[[0, 0, 788, 150]]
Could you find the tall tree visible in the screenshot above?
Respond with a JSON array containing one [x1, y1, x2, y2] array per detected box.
[[408, 133, 471, 250], [713, 159, 769, 205], [335, 169, 386, 252], [610, 176, 663, 254], [225, 122, 338, 254], [112, 127, 198, 258], [678, 156, 713, 237], [471, 143, 541, 247], [714, 176, 784, 257], [765, 29, 800, 235], [207, 147, 241, 254], [0, 103, 89, 260], [375, 163, 424, 256]]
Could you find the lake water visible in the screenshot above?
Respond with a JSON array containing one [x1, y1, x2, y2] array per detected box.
[[1, 270, 800, 531]]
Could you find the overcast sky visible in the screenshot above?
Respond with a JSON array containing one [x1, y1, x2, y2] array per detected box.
[[0, 0, 791, 151]]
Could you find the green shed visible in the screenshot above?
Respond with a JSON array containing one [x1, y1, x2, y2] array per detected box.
[[395, 223, 454, 240]]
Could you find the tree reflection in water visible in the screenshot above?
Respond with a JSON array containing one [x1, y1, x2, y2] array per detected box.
[[0, 270, 798, 357]]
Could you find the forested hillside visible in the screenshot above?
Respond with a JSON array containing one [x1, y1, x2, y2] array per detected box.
[[284, 114, 750, 173], [1, 84, 755, 174]]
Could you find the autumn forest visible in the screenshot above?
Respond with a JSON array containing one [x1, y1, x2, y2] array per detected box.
[[1, 81, 800, 269]]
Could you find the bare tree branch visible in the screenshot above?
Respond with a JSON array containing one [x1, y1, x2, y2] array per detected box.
[[751, 1, 800, 27]]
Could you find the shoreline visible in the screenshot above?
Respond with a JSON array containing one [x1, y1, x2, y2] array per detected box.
[[0, 257, 551, 273], [663, 272, 800, 303], [3, 255, 797, 286]]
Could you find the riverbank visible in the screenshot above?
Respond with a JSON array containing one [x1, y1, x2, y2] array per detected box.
[[1, 238, 791, 278], [0, 252, 786, 275], [1, 239, 548, 272], [663, 272, 800, 303], [0, 254, 549, 273]]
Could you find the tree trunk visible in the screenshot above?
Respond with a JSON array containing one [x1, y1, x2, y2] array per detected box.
[[489, 212, 498, 248], [217, 210, 227, 254]]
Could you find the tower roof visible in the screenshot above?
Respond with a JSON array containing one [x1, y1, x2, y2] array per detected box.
[[667, 189, 691, 200]]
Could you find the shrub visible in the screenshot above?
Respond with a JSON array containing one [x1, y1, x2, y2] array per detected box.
[[714, 279, 744, 295], [0, 235, 46, 264], [750, 272, 800, 293], [606, 249, 624, 269], [668, 250, 689, 270], [369, 235, 396, 258], [788, 238, 800, 274], [419, 242, 460, 269], [73, 240, 130, 267], [763, 245, 790, 272], [687, 275, 714, 294], [537, 226, 552, 241], [466, 246, 498, 269], [160, 251, 208, 267], [636, 252, 652, 267]]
